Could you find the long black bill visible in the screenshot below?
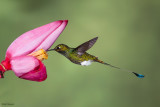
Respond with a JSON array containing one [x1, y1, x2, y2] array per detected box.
[[0, 71, 4, 78], [47, 49, 55, 51]]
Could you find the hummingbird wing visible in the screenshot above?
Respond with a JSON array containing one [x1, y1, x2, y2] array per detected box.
[[75, 37, 98, 55]]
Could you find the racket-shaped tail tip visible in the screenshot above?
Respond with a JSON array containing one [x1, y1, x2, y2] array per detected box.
[[132, 72, 144, 78]]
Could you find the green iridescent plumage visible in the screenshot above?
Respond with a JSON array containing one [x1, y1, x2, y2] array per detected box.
[[48, 37, 144, 78], [52, 44, 98, 65]]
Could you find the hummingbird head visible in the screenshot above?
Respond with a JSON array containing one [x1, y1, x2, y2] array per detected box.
[[53, 44, 69, 52]]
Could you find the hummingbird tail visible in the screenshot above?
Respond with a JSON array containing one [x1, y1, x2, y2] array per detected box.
[[95, 59, 144, 78], [96, 59, 120, 69]]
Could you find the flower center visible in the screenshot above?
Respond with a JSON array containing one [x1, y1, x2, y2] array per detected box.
[[28, 49, 48, 61]]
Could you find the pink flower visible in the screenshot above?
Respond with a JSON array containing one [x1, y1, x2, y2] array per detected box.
[[0, 20, 68, 82]]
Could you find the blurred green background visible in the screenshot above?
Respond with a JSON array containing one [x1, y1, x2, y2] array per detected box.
[[0, 0, 159, 107]]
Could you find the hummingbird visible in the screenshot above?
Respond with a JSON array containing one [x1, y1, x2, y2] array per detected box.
[[48, 37, 144, 78]]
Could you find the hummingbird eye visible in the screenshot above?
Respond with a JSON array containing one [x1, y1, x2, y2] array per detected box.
[[56, 46, 60, 49]]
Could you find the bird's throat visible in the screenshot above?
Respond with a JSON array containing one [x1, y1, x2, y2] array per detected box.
[[58, 51, 68, 57]]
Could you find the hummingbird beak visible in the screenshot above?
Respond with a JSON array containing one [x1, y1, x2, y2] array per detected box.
[[47, 49, 55, 51]]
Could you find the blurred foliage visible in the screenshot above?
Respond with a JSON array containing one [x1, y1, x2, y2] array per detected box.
[[0, 0, 160, 107]]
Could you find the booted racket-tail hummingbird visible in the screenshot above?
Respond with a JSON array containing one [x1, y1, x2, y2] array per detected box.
[[48, 37, 144, 78]]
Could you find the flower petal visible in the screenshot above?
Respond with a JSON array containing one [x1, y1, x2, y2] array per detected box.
[[11, 56, 47, 82], [11, 56, 39, 77], [35, 20, 68, 51], [19, 61, 47, 82], [6, 20, 68, 59]]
